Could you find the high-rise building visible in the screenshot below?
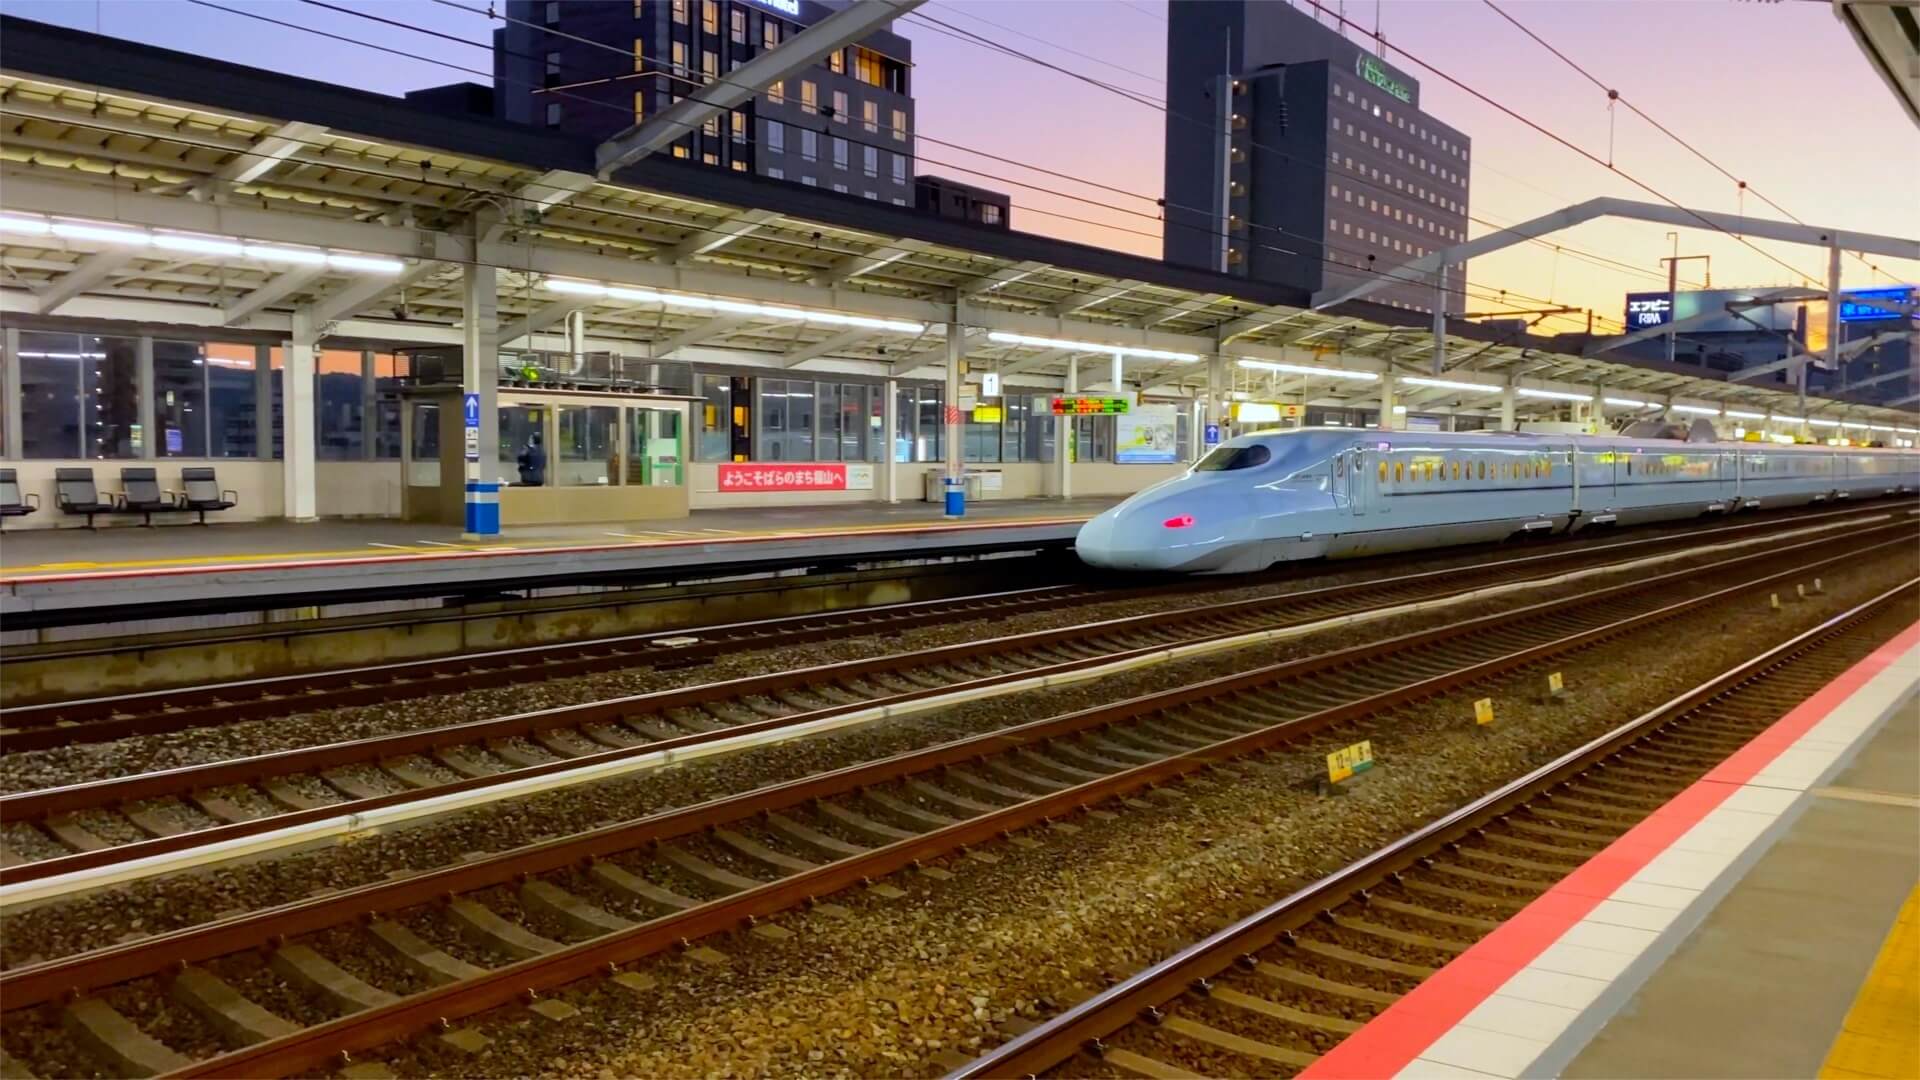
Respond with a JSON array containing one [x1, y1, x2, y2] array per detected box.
[[495, 0, 916, 205], [1162, 1, 1471, 312]]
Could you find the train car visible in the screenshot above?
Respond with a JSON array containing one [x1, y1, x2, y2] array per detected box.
[[1074, 428, 1920, 573]]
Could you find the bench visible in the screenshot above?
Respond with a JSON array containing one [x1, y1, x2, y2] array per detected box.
[[115, 467, 175, 527], [175, 467, 237, 525], [55, 468, 116, 530], [0, 468, 39, 530]]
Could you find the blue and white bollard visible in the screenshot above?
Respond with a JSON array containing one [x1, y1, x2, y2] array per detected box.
[[464, 480, 501, 537], [943, 475, 966, 518]]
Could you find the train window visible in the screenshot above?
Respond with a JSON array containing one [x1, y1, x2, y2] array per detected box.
[[1543, 461, 1551, 478], [1477, 460, 1485, 480], [1452, 461, 1460, 480], [1379, 460, 1388, 482], [1194, 444, 1272, 471], [1424, 461, 1434, 481], [1394, 461, 1404, 482]]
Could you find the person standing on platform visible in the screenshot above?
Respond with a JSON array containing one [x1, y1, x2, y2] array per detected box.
[[516, 432, 547, 486]]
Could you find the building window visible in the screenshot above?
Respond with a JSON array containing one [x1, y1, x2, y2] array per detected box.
[[151, 340, 208, 458], [892, 196, 906, 206], [633, 91, 645, 122], [862, 100, 878, 133], [545, 102, 562, 127], [800, 80, 817, 114], [768, 79, 784, 104], [702, 151, 719, 165], [832, 137, 848, 169], [672, 41, 688, 75], [828, 47, 845, 75], [702, 49, 717, 84], [672, 0, 688, 23], [832, 182, 848, 193], [701, 0, 718, 34], [981, 204, 1002, 225], [731, 110, 746, 142], [768, 166, 784, 179], [763, 19, 781, 49], [18, 331, 139, 459], [862, 145, 877, 177], [801, 175, 816, 186], [767, 119, 784, 152], [316, 349, 365, 461], [891, 107, 907, 140], [755, 378, 815, 461], [731, 159, 746, 172], [545, 0, 560, 24], [729, 8, 746, 43], [891, 153, 905, 183], [801, 128, 818, 161], [702, 114, 719, 138], [832, 89, 848, 122], [673, 144, 689, 158]]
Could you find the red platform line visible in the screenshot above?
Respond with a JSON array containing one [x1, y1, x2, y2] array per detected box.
[[1302, 619, 1920, 1080]]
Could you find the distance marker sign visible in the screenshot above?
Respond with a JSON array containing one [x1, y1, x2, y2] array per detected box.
[[1326, 740, 1374, 784]]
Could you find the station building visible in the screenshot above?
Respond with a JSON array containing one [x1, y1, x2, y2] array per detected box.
[[0, 16, 1910, 534], [1162, 0, 1471, 313]]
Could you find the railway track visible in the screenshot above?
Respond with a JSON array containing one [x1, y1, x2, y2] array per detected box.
[[3, 503, 1903, 752], [0, 528, 1900, 1079], [950, 579, 1918, 1080], [1, 512, 1900, 882]]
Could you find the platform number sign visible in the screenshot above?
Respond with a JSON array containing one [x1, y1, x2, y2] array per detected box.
[[1474, 698, 1495, 726], [463, 393, 481, 463], [1326, 740, 1374, 784]]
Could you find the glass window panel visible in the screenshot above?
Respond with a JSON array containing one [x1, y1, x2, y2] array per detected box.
[[894, 385, 916, 463], [502, 405, 548, 485], [152, 340, 208, 457], [915, 386, 943, 462], [316, 349, 365, 461], [816, 383, 840, 460], [756, 378, 787, 460], [205, 343, 257, 458], [408, 401, 440, 487], [695, 374, 731, 460], [786, 380, 815, 460], [628, 407, 684, 486], [269, 347, 285, 459], [17, 330, 83, 458], [867, 385, 884, 462], [556, 404, 619, 486], [841, 384, 867, 462], [85, 335, 139, 459], [371, 353, 401, 459]]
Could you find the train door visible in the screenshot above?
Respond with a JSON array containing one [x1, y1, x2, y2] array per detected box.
[[1337, 447, 1364, 516]]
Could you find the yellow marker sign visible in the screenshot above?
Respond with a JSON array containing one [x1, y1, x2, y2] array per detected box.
[[1474, 698, 1495, 726], [1326, 740, 1375, 784], [972, 405, 1004, 423], [1547, 672, 1564, 697]]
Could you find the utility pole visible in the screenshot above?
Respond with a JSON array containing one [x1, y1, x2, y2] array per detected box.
[[1658, 235, 1711, 367]]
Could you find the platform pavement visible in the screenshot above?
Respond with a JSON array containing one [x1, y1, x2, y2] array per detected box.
[[1300, 619, 1920, 1080]]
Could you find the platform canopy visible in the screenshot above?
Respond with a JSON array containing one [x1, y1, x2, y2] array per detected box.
[[0, 16, 1913, 428]]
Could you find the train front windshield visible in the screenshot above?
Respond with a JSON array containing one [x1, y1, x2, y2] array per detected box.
[[1194, 444, 1271, 471]]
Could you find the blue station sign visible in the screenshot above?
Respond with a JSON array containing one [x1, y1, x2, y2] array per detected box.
[[1625, 292, 1675, 330], [1838, 286, 1914, 323]]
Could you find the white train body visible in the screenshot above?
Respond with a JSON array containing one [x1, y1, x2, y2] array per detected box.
[[1074, 429, 1920, 573]]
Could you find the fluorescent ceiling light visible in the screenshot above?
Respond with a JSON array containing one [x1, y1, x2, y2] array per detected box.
[[328, 254, 404, 273], [988, 330, 1198, 362], [244, 244, 328, 265], [1900, 427, 1919, 435], [50, 220, 150, 246], [1603, 396, 1650, 408], [1724, 409, 1764, 419], [544, 279, 924, 333], [1806, 418, 1840, 427], [1771, 414, 1806, 423], [1517, 388, 1590, 402], [1399, 376, 1496, 393], [1671, 404, 1720, 415], [1868, 424, 1893, 432], [0, 215, 51, 237], [1237, 359, 1378, 381], [154, 232, 244, 256]]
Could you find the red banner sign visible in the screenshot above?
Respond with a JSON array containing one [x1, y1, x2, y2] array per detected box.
[[719, 463, 871, 492]]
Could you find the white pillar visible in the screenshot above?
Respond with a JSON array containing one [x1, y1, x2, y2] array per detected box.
[[1110, 350, 1123, 395], [463, 259, 501, 536], [943, 319, 964, 515], [1377, 377, 1395, 431], [1591, 386, 1605, 434], [1499, 384, 1517, 432], [883, 378, 899, 504], [1056, 358, 1076, 499], [282, 306, 318, 522]]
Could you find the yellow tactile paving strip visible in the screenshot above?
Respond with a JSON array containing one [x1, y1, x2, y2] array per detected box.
[[1819, 884, 1920, 1080], [0, 516, 1091, 579]]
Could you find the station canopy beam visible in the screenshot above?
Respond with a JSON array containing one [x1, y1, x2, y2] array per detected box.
[[594, 0, 926, 179]]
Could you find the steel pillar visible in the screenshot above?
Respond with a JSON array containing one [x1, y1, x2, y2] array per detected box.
[[282, 306, 318, 522]]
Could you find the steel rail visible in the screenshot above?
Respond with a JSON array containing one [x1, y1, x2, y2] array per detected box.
[[2, 516, 1894, 886], [1, 535, 1895, 1079], [947, 577, 1920, 1079], [2, 502, 1899, 747]]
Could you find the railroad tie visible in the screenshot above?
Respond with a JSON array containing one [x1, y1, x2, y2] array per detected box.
[[520, 881, 635, 937], [763, 812, 868, 859], [903, 780, 1000, 817], [261, 777, 333, 812], [1101, 1046, 1205, 1079], [60, 998, 192, 1078], [186, 792, 253, 825], [380, 758, 441, 790], [447, 899, 564, 960], [862, 790, 959, 831], [657, 846, 766, 894], [320, 768, 389, 801], [712, 828, 818, 874], [122, 805, 189, 839], [170, 966, 301, 1046], [0, 1049, 38, 1080], [1210, 986, 1363, 1034], [1254, 963, 1399, 1005], [1162, 1014, 1318, 1068], [270, 944, 399, 1014], [484, 739, 551, 770], [589, 861, 701, 915], [367, 920, 489, 985], [814, 800, 918, 842], [40, 815, 110, 852]]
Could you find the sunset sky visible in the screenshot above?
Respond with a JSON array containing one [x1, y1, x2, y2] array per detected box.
[[9, 0, 1917, 337]]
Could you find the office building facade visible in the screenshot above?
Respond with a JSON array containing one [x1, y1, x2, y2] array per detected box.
[[1163, 0, 1471, 312], [496, 0, 916, 204]]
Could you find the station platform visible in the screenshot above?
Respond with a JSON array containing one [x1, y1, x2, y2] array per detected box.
[[0, 497, 1117, 628], [1305, 621, 1920, 1080]]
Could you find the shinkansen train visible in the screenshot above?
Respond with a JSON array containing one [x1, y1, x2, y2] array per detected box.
[[1074, 428, 1920, 573]]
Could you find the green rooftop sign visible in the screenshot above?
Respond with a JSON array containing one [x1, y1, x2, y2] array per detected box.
[[1356, 54, 1411, 104]]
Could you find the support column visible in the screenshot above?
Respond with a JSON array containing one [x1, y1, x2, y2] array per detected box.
[[4, 327, 24, 459], [1431, 264, 1448, 374], [1590, 386, 1606, 434], [1110, 350, 1123, 395], [361, 349, 377, 461], [943, 318, 964, 517], [1056, 358, 1076, 499], [883, 378, 899, 504], [136, 336, 155, 459], [1825, 243, 1843, 369], [254, 344, 272, 462], [282, 307, 318, 522], [462, 258, 501, 537], [1499, 384, 1517, 432], [1377, 376, 1395, 431]]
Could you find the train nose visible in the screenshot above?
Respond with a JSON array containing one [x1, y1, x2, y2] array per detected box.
[[1076, 503, 1245, 571]]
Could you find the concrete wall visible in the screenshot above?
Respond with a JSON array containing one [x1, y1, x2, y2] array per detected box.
[[318, 461, 404, 519]]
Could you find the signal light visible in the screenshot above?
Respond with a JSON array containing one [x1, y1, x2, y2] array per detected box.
[[1163, 514, 1195, 529]]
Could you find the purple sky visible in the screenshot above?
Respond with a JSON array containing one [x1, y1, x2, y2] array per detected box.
[[8, 0, 1917, 335]]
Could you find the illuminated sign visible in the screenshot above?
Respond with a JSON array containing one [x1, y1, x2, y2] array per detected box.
[[719, 463, 873, 492], [1231, 402, 1302, 423], [1050, 396, 1130, 415], [750, 0, 801, 15], [971, 405, 1003, 423], [1356, 55, 1411, 104], [1839, 286, 1913, 323], [1625, 291, 1674, 329]]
